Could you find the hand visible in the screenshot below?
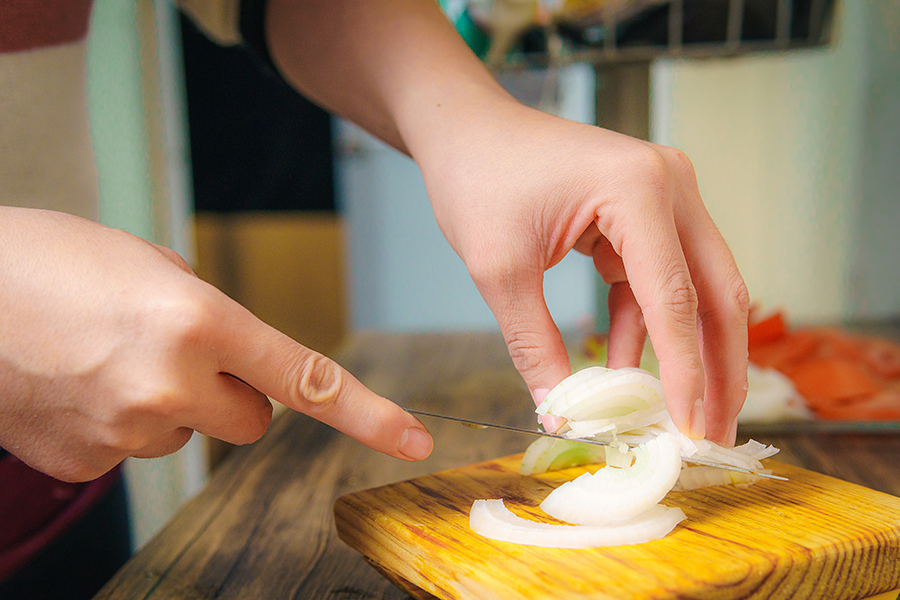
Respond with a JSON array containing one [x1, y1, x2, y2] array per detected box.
[[262, 0, 747, 444], [0, 208, 432, 482], [413, 100, 750, 445]]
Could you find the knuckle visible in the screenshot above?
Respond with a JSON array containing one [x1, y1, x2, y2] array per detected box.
[[466, 254, 515, 295], [700, 267, 751, 330], [163, 295, 213, 348], [167, 427, 196, 453], [286, 352, 345, 413], [727, 273, 752, 323], [138, 287, 214, 354], [663, 146, 696, 180], [130, 427, 195, 458], [658, 270, 700, 326], [631, 146, 671, 197], [504, 330, 556, 380], [95, 379, 185, 453], [628, 146, 699, 206], [153, 243, 195, 275], [96, 412, 159, 455], [250, 399, 274, 439]]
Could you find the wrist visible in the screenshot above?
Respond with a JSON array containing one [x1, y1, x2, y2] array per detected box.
[[398, 81, 520, 177]]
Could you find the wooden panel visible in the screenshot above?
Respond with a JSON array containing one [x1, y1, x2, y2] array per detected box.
[[193, 211, 348, 468], [336, 455, 900, 600], [193, 211, 347, 355]]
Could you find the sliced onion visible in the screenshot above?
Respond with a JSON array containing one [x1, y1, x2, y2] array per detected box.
[[472, 367, 781, 549], [518, 437, 607, 476], [733, 439, 780, 461], [536, 367, 663, 422], [469, 499, 686, 549], [654, 417, 778, 471], [539, 433, 683, 525], [564, 406, 670, 438], [602, 443, 633, 469], [740, 364, 814, 423], [673, 466, 764, 491]]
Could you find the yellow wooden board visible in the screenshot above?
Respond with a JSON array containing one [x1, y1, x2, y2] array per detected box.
[[334, 456, 900, 600]]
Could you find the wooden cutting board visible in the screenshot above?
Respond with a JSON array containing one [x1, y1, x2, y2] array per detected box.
[[334, 455, 900, 600]]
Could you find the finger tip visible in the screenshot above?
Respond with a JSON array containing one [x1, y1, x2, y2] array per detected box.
[[398, 426, 433, 461], [712, 415, 739, 447], [539, 413, 566, 433], [531, 387, 551, 407], [688, 397, 706, 440]]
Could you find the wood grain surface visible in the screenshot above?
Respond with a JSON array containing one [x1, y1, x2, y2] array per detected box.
[[92, 331, 900, 600], [335, 456, 900, 599]]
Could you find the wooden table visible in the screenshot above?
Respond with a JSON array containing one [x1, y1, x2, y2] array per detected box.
[[93, 331, 900, 600]]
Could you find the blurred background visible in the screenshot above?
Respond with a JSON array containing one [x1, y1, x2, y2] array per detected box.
[[83, 0, 898, 552]]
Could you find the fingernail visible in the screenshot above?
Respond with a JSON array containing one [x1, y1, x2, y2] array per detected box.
[[727, 416, 739, 447], [540, 414, 566, 433], [688, 398, 706, 440], [532, 388, 565, 433], [531, 388, 550, 407], [399, 427, 433, 460]]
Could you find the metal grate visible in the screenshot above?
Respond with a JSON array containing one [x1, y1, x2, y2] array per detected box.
[[496, 0, 838, 68]]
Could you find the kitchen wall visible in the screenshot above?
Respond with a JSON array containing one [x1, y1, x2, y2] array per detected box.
[[336, 64, 600, 333], [87, 0, 203, 550], [652, 0, 900, 324], [339, 1, 900, 333]]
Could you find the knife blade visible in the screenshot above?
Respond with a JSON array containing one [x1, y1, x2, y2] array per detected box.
[[406, 408, 788, 481]]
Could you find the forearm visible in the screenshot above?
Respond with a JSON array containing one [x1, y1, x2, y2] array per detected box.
[[264, 0, 515, 156]]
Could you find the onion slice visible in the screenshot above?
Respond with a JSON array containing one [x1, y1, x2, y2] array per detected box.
[[673, 466, 764, 491], [536, 367, 664, 422], [564, 406, 670, 438], [468, 366, 781, 549], [519, 436, 608, 476], [740, 364, 814, 422], [539, 432, 683, 525], [469, 499, 686, 549]]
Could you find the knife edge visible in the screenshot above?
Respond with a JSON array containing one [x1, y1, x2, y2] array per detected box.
[[405, 408, 788, 481]]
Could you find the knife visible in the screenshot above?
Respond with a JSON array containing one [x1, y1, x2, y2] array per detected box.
[[406, 408, 788, 481]]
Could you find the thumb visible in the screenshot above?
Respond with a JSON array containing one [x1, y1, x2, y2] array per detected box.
[[478, 272, 571, 428], [218, 310, 433, 461]]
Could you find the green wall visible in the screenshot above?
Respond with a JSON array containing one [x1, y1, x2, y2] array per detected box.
[[86, 0, 156, 242]]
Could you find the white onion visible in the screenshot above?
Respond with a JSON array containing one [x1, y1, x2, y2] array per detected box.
[[518, 436, 607, 476], [564, 406, 670, 438], [469, 366, 780, 550], [733, 439, 780, 461], [469, 499, 686, 549], [539, 433, 683, 525], [739, 364, 814, 423], [602, 444, 633, 469], [536, 367, 663, 422], [673, 466, 763, 491]]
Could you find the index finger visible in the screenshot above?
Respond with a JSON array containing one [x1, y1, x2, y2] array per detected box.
[[211, 302, 434, 461]]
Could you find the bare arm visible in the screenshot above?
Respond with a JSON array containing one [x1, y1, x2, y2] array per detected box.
[[0, 208, 432, 481], [265, 0, 512, 155], [263, 0, 751, 444]]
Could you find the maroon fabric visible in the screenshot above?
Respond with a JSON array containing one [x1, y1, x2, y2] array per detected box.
[[0, 453, 120, 582], [0, 0, 93, 53]]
